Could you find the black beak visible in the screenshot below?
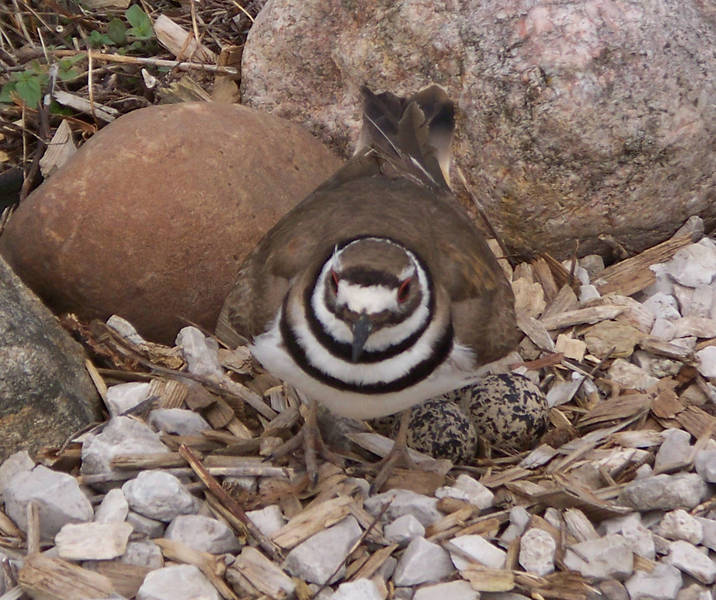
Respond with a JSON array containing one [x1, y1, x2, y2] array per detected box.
[[351, 313, 373, 362]]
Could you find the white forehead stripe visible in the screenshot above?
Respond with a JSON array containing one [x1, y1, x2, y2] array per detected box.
[[338, 282, 397, 313]]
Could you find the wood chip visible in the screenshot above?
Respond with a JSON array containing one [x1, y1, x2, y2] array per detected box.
[[19, 554, 115, 600], [229, 546, 295, 598], [39, 119, 76, 178], [460, 565, 515, 592], [517, 314, 556, 352], [593, 233, 696, 296], [270, 496, 354, 550], [579, 394, 651, 428], [555, 334, 587, 361], [153, 14, 216, 63], [532, 257, 559, 301], [53, 90, 119, 122], [542, 284, 579, 321], [540, 306, 625, 330]]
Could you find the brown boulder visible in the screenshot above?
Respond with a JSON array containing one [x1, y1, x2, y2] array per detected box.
[[0, 102, 342, 343]]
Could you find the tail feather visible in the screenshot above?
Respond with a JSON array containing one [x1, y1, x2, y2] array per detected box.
[[356, 84, 455, 190]]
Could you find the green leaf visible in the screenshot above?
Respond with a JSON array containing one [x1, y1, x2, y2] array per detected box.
[[0, 81, 17, 104], [14, 74, 43, 108], [49, 100, 74, 115], [125, 5, 154, 40], [107, 18, 127, 45]]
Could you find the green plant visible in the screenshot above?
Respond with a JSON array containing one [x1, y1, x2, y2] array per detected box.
[[88, 5, 154, 49], [0, 55, 85, 108]]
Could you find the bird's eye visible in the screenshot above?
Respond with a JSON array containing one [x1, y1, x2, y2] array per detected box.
[[330, 269, 340, 294], [397, 277, 412, 303]]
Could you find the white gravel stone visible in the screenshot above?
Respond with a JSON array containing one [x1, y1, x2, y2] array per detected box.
[[3, 465, 93, 539], [618, 473, 707, 511], [452, 474, 495, 509], [625, 562, 683, 600], [137, 564, 219, 600], [677, 583, 714, 600], [519, 528, 556, 576], [365, 489, 441, 527], [633, 351, 681, 378], [664, 242, 716, 288], [283, 516, 362, 585], [500, 506, 531, 546], [393, 536, 454, 586], [148, 408, 211, 436], [106, 382, 151, 416], [563, 534, 633, 580], [0, 450, 34, 497], [330, 578, 383, 600], [384, 514, 425, 545], [127, 511, 165, 537], [607, 359, 659, 391], [683, 284, 715, 318], [658, 509, 704, 544], [55, 521, 133, 560], [122, 470, 199, 522], [643, 292, 681, 320], [121, 541, 164, 569], [580, 254, 605, 278], [695, 346, 716, 379], [166, 514, 241, 554], [601, 513, 655, 560], [412, 580, 479, 600], [696, 517, 716, 551], [654, 429, 693, 471], [246, 504, 285, 538], [176, 326, 223, 380], [651, 317, 677, 340], [665, 540, 716, 585], [94, 488, 129, 523], [579, 284, 601, 303], [81, 416, 170, 477], [448, 534, 506, 570]]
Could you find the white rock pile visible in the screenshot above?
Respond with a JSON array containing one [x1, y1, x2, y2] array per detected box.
[[0, 225, 714, 600]]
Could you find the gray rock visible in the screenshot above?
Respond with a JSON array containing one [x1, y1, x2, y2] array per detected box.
[[665, 540, 716, 585], [625, 562, 683, 600], [241, 0, 715, 259], [175, 326, 223, 381], [166, 514, 241, 554], [664, 242, 716, 288], [364, 489, 441, 527], [519, 528, 556, 576], [597, 579, 630, 600], [580, 255, 606, 279], [651, 318, 677, 341], [393, 536, 454, 586], [246, 504, 285, 538], [148, 408, 211, 436], [695, 517, 716, 551], [0, 450, 34, 497], [0, 255, 102, 462], [384, 514, 425, 545], [618, 473, 707, 510], [643, 293, 681, 320], [413, 580, 479, 600], [500, 505, 531, 546], [81, 416, 170, 478], [448, 534, 506, 570], [654, 429, 693, 471], [658, 509, 703, 544], [136, 564, 219, 600], [330, 578, 383, 600], [695, 346, 716, 380], [94, 488, 129, 523], [106, 382, 151, 416], [126, 511, 165, 537], [55, 521, 133, 560], [451, 473, 495, 510], [563, 534, 633, 580], [120, 540, 164, 569], [122, 470, 199, 522], [677, 584, 714, 600], [4, 465, 93, 539], [601, 513, 655, 560], [579, 284, 601, 303], [283, 516, 362, 585]]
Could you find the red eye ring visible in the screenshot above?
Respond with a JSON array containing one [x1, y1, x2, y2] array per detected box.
[[330, 269, 340, 293], [397, 277, 412, 303]]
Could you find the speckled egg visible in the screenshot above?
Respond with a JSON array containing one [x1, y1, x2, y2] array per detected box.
[[389, 398, 477, 463], [448, 373, 549, 452]]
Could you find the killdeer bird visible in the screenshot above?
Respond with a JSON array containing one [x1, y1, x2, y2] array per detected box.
[[216, 85, 520, 487]]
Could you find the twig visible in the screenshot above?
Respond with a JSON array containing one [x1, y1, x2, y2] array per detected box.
[[178, 444, 283, 561], [49, 49, 239, 76]]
